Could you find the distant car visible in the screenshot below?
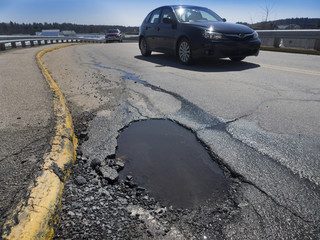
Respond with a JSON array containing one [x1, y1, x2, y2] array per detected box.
[[106, 29, 123, 43], [139, 5, 261, 64]]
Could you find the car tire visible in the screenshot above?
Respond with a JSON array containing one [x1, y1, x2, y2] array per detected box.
[[230, 56, 246, 62], [178, 38, 193, 65], [140, 37, 151, 57]]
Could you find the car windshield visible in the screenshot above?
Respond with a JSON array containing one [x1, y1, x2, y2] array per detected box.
[[108, 30, 119, 33], [173, 6, 222, 23]]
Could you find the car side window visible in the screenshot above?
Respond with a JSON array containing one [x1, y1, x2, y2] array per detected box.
[[160, 8, 175, 23], [148, 9, 161, 24], [144, 12, 152, 23]]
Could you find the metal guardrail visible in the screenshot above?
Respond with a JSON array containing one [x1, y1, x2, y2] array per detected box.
[[1, 30, 320, 51], [257, 29, 320, 50], [0, 36, 104, 51]]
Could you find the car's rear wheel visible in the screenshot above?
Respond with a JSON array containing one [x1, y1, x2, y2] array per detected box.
[[230, 56, 246, 62], [140, 37, 151, 56], [178, 38, 192, 65]]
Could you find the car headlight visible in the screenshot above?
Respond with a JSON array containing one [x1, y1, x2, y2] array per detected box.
[[203, 30, 223, 40], [253, 31, 259, 39]]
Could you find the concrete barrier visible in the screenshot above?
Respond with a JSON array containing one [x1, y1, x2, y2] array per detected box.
[[257, 30, 320, 51]]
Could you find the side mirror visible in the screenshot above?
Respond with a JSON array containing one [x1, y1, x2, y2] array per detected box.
[[222, 18, 227, 22], [163, 17, 173, 24]]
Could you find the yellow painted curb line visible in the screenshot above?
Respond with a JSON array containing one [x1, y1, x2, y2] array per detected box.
[[2, 44, 80, 240]]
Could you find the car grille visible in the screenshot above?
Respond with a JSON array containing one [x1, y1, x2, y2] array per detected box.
[[224, 33, 254, 41]]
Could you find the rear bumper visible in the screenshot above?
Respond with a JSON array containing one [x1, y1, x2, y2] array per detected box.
[[192, 39, 261, 59]]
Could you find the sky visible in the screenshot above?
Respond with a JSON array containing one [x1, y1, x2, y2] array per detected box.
[[0, 0, 319, 26]]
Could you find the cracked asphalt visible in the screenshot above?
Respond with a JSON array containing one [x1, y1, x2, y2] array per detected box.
[[1, 42, 319, 239], [0, 46, 55, 234], [41, 43, 320, 239]]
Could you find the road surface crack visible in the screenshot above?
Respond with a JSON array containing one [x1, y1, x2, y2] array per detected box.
[[242, 178, 312, 224], [0, 136, 48, 163], [226, 112, 254, 125]]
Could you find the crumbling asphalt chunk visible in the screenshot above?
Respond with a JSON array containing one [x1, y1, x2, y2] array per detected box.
[[90, 158, 101, 169], [98, 165, 119, 183], [74, 175, 87, 186]]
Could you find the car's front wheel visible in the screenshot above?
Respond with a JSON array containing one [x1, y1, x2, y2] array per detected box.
[[178, 38, 193, 65], [230, 56, 246, 62], [139, 37, 151, 57]]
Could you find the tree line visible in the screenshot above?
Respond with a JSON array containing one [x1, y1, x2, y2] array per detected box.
[[238, 18, 320, 30], [0, 22, 139, 35], [1, 18, 319, 35]]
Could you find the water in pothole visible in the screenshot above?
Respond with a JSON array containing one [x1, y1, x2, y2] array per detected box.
[[116, 119, 230, 208]]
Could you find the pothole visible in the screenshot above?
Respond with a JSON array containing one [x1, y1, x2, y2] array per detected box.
[[116, 119, 230, 208]]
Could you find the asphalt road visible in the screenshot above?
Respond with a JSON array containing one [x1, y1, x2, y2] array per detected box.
[[0, 46, 55, 233], [1, 42, 319, 239], [41, 43, 320, 239]]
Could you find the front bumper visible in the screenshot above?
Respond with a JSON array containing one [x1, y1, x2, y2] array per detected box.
[[192, 38, 261, 59], [106, 35, 122, 41]]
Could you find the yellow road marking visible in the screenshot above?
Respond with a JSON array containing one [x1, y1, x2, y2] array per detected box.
[[260, 63, 320, 77], [2, 44, 81, 240]]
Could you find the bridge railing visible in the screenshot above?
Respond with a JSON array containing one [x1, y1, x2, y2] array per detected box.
[[0, 36, 105, 51], [1, 30, 320, 52], [257, 29, 320, 51]]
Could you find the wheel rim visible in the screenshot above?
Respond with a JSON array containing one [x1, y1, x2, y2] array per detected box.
[[179, 41, 190, 63], [140, 39, 147, 54]]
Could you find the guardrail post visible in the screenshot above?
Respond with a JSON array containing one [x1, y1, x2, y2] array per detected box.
[[314, 39, 320, 51], [11, 42, 17, 48], [21, 41, 26, 48], [273, 38, 281, 48], [0, 43, 5, 51], [44, 40, 48, 44], [38, 40, 42, 45], [30, 40, 35, 47]]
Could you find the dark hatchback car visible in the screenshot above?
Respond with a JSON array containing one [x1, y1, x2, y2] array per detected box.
[[139, 5, 261, 64]]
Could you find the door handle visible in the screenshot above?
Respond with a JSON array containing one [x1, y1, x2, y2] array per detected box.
[[156, 27, 160, 31]]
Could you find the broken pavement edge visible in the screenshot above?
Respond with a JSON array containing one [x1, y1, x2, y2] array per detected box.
[[2, 44, 80, 240]]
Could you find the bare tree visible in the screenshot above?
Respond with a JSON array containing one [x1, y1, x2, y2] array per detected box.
[[261, 2, 275, 22]]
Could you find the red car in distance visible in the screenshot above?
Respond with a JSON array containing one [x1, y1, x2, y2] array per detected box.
[[105, 29, 123, 43]]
